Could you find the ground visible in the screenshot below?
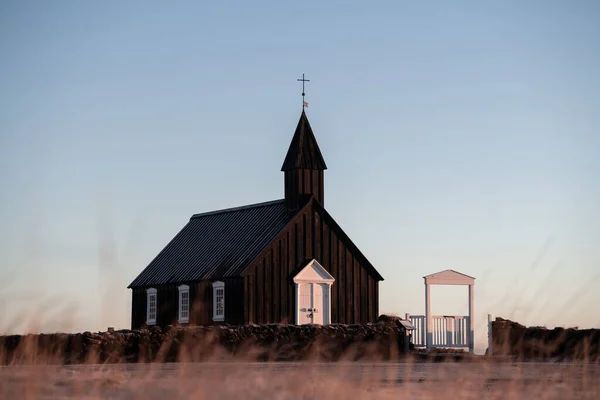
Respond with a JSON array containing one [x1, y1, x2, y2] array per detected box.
[[1, 361, 599, 399]]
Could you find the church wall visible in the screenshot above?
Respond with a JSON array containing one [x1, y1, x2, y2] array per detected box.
[[191, 281, 211, 326], [224, 277, 245, 326], [130, 284, 179, 329], [311, 204, 380, 325], [131, 288, 146, 330], [130, 277, 244, 329], [243, 201, 380, 325], [131, 198, 380, 329]]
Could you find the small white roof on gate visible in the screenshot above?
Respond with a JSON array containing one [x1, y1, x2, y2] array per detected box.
[[423, 269, 475, 285], [293, 259, 335, 283]]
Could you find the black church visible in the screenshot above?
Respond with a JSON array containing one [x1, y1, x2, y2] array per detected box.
[[128, 110, 384, 329]]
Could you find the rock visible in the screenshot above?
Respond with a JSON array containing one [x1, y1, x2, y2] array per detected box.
[[12, 315, 577, 365], [490, 317, 600, 361]]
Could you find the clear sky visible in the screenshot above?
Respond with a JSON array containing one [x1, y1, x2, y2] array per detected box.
[[1, 1, 599, 352]]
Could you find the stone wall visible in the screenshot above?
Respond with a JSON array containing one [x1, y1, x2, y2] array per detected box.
[[1, 316, 413, 365], [490, 317, 600, 361]]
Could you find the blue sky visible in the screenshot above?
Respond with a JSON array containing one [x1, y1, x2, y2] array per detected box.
[[1, 1, 599, 351]]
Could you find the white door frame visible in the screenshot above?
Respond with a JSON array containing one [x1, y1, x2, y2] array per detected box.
[[423, 269, 476, 353], [293, 259, 335, 325]]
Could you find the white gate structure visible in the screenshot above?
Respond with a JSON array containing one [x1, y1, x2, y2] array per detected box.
[[406, 269, 475, 353]]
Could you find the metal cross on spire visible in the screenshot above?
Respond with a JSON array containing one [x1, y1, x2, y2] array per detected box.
[[297, 73, 310, 109]]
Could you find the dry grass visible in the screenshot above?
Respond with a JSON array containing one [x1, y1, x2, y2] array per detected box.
[[1, 358, 599, 399], [1, 318, 599, 399]]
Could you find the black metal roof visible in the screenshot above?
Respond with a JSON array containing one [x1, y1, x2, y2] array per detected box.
[[128, 199, 305, 288], [281, 111, 327, 171]]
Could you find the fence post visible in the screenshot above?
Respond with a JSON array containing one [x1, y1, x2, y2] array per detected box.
[[468, 284, 474, 354], [404, 313, 411, 353], [488, 314, 493, 356], [425, 282, 431, 352]]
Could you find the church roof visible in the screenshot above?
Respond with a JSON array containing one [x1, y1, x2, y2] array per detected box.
[[281, 111, 327, 171], [128, 198, 308, 288]]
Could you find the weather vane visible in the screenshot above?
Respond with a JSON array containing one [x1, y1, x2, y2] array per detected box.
[[297, 73, 310, 109]]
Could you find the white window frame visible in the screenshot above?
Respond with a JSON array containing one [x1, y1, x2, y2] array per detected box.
[[212, 281, 225, 322], [146, 288, 157, 325], [178, 284, 190, 324]]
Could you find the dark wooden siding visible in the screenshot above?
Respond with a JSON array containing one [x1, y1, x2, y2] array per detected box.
[[130, 277, 244, 329], [284, 170, 324, 209], [192, 281, 210, 326], [242, 202, 380, 325], [131, 200, 381, 329], [131, 288, 146, 329], [224, 277, 244, 325], [131, 284, 178, 329]]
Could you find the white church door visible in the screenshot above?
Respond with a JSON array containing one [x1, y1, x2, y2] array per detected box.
[[294, 260, 335, 325], [298, 283, 313, 325], [297, 283, 329, 325], [312, 283, 328, 325]]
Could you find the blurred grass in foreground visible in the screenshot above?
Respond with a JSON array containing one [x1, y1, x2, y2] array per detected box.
[[1, 360, 599, 399]]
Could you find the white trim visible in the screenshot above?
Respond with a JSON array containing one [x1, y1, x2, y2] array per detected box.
[[425, 283, 431, 351], [293, 259, 334, 325], [423, 269, 475, 285], [327, 283, 332, 325], [178, 284, 190, 324], [295, 282, 300, 325], [212, 281, 225, 322], [146, 288, 157, 325], [292, 259, 335, 284], [468, 284, 475, 353]]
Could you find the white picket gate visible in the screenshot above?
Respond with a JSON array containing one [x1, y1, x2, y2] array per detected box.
[[406, 269, 476, 353], [406, 314, 470, 348]]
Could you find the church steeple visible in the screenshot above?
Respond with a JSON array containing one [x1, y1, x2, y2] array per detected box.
[[281, 110, 327, 209]]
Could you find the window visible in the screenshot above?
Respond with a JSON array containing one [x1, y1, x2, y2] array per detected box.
[[212, 281, 225, 321], [146, 288, 157, 325], [178, 284, 190, 323]]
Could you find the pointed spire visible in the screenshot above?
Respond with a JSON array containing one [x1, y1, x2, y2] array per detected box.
[[281, 111, 327, 171]]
